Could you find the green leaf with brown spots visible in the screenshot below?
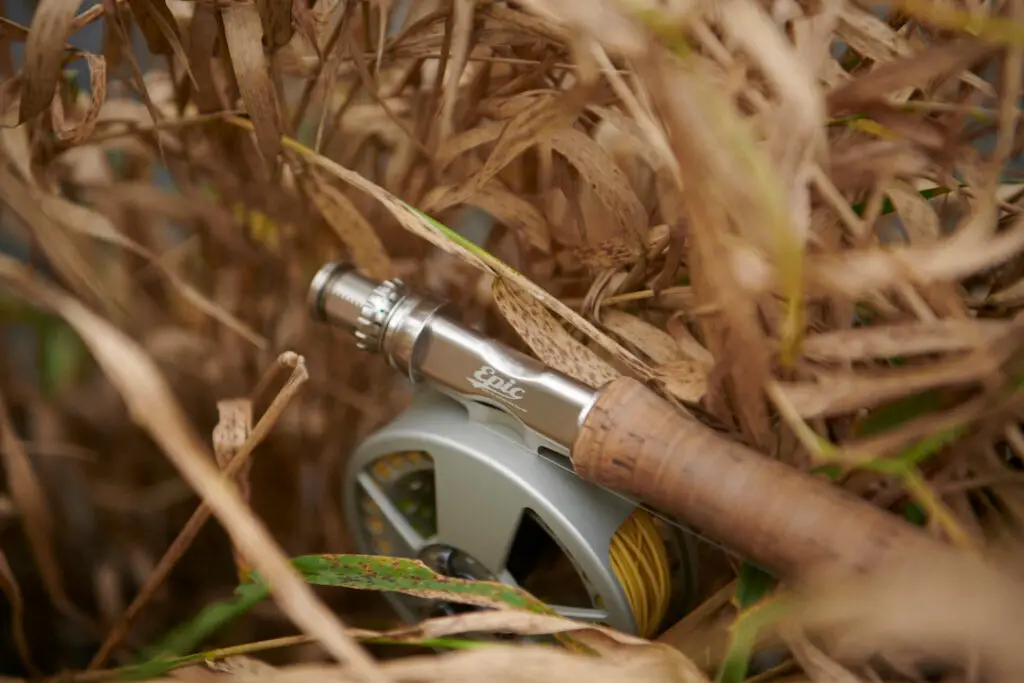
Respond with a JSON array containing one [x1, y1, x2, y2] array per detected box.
[[291, 554, 556, 614], [130, 554, 580, 678]]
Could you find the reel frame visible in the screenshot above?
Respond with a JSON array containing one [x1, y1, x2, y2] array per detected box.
[[344, 387, 642, 634]]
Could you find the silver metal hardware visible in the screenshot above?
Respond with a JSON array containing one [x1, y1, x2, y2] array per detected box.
[[311, 262, 705, 637], [345, 387, 640, 633], [354, 278, 404, 351], [309, 262, 739, 561], [308, 262, 597, 450]]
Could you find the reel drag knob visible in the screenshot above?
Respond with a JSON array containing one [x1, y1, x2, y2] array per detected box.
[[344, 388, 694, 638]]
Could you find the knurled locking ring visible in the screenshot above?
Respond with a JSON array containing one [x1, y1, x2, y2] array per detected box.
[[353, 279, 404, 351]]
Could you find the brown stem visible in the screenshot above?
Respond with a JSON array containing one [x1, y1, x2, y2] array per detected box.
[[571, 377, 946, 581]]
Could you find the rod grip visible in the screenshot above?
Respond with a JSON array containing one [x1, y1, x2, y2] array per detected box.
[[571, 376, 944, 580]]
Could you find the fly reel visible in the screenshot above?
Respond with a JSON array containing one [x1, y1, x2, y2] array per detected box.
[[343, 387, 698, 638]]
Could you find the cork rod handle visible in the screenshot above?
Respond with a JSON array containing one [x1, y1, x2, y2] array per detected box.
[[571, 377, 945, 580]]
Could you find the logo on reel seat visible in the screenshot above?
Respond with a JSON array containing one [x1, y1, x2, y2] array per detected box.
[[467, 365, 526, 403]]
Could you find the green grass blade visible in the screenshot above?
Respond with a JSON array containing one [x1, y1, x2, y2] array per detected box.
[[290, 554, 557, 614], [124, 582, 269, 679]]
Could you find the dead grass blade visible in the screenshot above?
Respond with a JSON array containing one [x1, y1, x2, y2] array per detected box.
[[0, 153, 114, 313], [492, 277, 621, 389], [226, 116, 653, 381], [128, 0, 181, 56], [438, 0, 477, 142], [256, 0, 294, 53], [446, 81, 596, 208], [826, 39, 998, 114], [791, 543, 1024, 683], [0, 533, 38, 676], [213, 398, 254, 583], [802, 213, 1024, 297], [550, 127, 648, 267], [301, 169, 398, 281], [222, 1, 284, 174], [835, 4, 910, 65], [601, 310, 683, 365], [799, 321, 1007, 363], [776, 357, 990, 420], [127, 0, 196, 88], [0, 256, 385, 681], [37, 188, 267, 349], [435, 118, 508, 170], [424, 181, 552, 253], [887, 180, 942, 243], [780, 622, 863, 683], [88, 352, 309, 669], [651, 360, 708, 404], [17, 0, 80, 123], [140, 641, 707, 683], [510, 0, 648, 58], [0, 390, 86, 633]]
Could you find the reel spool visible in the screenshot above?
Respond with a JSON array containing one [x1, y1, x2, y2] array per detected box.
[[344, 387, 697, 638]]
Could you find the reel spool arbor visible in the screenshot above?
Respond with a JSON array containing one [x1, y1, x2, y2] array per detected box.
[[343, 387, 697, 638]]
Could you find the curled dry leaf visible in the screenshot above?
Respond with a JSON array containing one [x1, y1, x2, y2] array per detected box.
[[492, 277, 621, 390], [18, 0, 81, 123], [52, 52, 107, 144], [433, 112, 649, 265]]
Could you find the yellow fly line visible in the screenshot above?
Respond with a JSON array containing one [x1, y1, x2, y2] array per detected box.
[[609, 507, 673, 639]]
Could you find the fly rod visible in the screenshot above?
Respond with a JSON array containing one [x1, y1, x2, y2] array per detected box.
[[307, 262, 947, 585]]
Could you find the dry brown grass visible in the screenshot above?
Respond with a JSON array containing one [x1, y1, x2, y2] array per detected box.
[[4, 0, 1024, 681]]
